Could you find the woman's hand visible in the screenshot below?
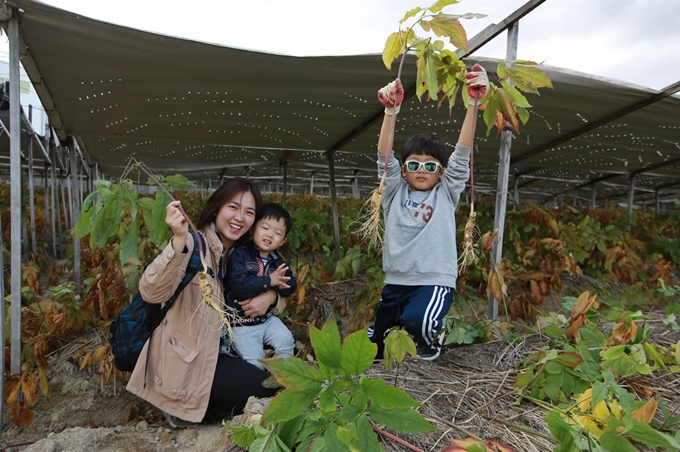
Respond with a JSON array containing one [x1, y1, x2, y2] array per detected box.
[[166, 200, 188, 252], [238, 289, 277, 318]]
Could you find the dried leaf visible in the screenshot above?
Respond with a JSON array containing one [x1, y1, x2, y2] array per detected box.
[[6, 380, 21, 405], [610, 312, 637, 345], [481, 229, 499, 253], [93, 345, 108, 362], [571, 291, 599, 319], [10, 404, 35, 428], [79, 352, 92, 372], [631, 398, 658, 424], [38, 366, 52, 399], [566, 315, 584, 343], [530, 280, 544, 305]]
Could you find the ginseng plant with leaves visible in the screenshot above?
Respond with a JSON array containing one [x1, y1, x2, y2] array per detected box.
[[76, 160, 238, 337], [358, 0, 552, 273], [228, 317, 436, 451]]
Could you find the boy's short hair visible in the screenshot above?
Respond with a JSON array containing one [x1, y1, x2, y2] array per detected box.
[[257, 202, 292, 236], [401, 133, 448, 167]]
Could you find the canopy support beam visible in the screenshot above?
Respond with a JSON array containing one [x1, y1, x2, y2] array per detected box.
[[488, 21, 519, 321]]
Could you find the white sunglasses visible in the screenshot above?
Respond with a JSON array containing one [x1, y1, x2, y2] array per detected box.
[[403, 160, 442, 173]]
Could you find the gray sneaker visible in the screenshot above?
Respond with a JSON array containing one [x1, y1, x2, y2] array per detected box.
[[163, 411, 196, 429]]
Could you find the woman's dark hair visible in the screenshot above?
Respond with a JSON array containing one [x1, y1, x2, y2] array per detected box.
[[196, 177, 263, 235], [401, 133, 448, 167]]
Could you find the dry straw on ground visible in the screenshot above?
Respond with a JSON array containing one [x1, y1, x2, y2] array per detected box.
[[365, 314, 680, 452]]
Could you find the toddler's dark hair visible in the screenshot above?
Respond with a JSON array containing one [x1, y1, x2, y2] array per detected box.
[[401, 133, 448, 167], [257, 202, 292, 236]]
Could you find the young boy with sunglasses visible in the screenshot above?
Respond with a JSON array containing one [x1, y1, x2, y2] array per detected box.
[[367, 64, 489, 360]]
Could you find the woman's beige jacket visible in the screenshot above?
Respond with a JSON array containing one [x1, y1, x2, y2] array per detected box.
[[126, 228, 225, 423]]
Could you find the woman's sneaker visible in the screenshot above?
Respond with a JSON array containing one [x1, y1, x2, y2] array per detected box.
[[163, 411, 196, 429]]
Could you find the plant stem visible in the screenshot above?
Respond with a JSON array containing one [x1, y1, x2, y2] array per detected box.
[[484, 416, 556, 442], [427, 414, 483, 441], [136, 163, 204, 257], [372, 425, 425, 452]]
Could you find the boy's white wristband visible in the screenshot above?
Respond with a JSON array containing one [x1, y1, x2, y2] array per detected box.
[[384, 105, 400, 116]]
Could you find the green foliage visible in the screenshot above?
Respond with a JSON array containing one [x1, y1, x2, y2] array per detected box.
[[382, 1, 552, 134], [383, 328, 418, 369], [229, 318, 436, 450], [442, 312, 490, 346], [516, 298, 680, 451], [77, 174, 196, 265]]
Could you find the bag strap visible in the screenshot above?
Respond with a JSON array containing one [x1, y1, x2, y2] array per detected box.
[[164, 230, 208, 311]]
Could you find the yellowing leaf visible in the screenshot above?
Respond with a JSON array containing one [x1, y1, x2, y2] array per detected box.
[[576, 388, 593, 412], [499, 80, 532, 109], [400, 6, 422, 23], [426, 14, 468, 51], [493, 87, 520, 132], [592, 400, 611, 422], [424, 54, 439, 100], [93, 345, 109, 362], [429, 0, 461, 14], [503, 65, 554, 94], [576, 415, 604, 438], [382, 31, 409, 70], [632, 399, 658, 424]]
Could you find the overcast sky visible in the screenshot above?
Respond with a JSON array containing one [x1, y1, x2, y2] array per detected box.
[[2, 0, 679, 91]]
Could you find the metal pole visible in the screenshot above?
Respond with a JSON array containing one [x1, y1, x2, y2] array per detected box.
[[281, 163, 288, 208], [655, 189, 660, 212], [9, 14, 22, 375], [488, 22, 519, 321], [327, 153, 341, 261], [28, 107, 37, 257], [69, 138, 81, 292], [627, 174, 636, 231], [51, 146, 60, 257], [591, 184, 596, 208], [353, 171, 360, 198]]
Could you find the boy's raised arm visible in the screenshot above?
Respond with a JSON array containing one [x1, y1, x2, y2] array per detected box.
[[457, 64, 489, 148], [376, 79, 404, 156]]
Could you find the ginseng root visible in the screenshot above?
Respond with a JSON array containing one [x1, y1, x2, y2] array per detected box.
[[197, 271, 240, 341], [458, 204, 481, 274], [356, 184, 385, 250]]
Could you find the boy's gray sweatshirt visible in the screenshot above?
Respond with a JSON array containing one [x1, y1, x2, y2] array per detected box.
[[378, 145, 470, 289]]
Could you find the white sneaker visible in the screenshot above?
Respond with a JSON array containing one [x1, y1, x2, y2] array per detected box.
[[163, 411, 195, 429]]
